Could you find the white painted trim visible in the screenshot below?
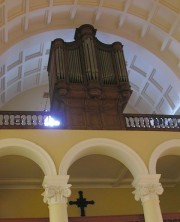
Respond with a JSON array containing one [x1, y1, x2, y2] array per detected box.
[[149, 139, 180, 174], [59, 138, 148, 179], [0, 138, 57, 176]]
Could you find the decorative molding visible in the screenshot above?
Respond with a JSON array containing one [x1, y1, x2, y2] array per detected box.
[[130, 56, 147, 77], [156, 98, 164, 114], [7, 52, 23, 71], [0, 92, 5, 105], [42, 175, 71, 205], [69, 176, 133, 188], [7, 66, 22, 87], [0, 77, 5, 93], [148, 69, 163, 92], [24, 59, 42, 77], [141, 82, 155, 106], [164, 85, 176, 110], [0, 178, 42, 189], [132, 175, 164, 202], [25, 44, 44, 61], [0, 65, 5, 77]]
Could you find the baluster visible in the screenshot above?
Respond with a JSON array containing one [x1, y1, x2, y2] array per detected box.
[[172, 118, 177, 128], [125, 116, 130, 128], [159, 117, 165, 128], [154, 118, 160, 128], [2, 114, 5, 126], [177, 118, 180, 128], [32, 115, 37, 126], [0, 114, 3, 126], [129, 117, 135, 127], [134, 117, 140, 128], [139, 117, 145, 128], [5, 114, 10, 126], [21, 115, 26, 126], [164, 118, 169, 128], [144, 117, 150, 128], [10, 115, 14, 125], [26, 115, 31, 125], [149, 118, 155, 128], [14, 115, 21, 125], [38, 115, 43, 126], [168, 118, 174, 128]]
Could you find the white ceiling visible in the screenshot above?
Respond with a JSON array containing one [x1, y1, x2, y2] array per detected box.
[[0, 0, 180, 189], [0, 0, 180, 114]]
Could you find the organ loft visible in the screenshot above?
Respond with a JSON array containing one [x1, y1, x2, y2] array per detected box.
[[47, 24, 132, 129]]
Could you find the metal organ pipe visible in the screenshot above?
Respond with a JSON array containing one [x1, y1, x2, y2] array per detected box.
[[118, 50, 128, 82], [83, 38, 98, 81], [114, 49, 128, 83], [68, 48, 83, 83], [55, 47, 65, 80]]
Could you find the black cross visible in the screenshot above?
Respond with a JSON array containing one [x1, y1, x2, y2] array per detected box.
[[69, 191, 95, 217]]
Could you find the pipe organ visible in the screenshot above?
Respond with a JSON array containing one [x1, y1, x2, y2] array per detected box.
[[48, 24, 132, 129]]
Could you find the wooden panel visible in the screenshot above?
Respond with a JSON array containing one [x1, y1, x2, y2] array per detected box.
[[48, 24, 132, 130]]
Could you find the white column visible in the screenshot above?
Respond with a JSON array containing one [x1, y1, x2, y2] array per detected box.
[[42, 175, 71, 222], [132, 174, 164, 222]]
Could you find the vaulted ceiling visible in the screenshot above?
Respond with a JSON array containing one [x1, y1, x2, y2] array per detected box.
[[0, 0, 180, 114]]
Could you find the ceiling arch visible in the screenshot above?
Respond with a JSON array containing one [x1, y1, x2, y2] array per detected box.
[[0, 0, 180, 114]]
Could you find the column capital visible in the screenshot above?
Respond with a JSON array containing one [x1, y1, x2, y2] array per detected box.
[[132, 174, 164, 202], [42, 175, 71, 205]]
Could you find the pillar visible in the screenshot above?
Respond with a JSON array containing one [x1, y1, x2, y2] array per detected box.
[[132, 174, 164, 222], [42, 175, 71, 222]]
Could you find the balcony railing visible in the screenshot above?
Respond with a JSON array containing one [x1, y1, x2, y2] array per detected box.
[[124, 113, 180, 131], [0, 111, 51, 129], [0, 111, 179, 131]]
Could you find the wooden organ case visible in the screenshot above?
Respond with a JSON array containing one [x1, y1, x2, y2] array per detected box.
[[48, 24, 132, 129]]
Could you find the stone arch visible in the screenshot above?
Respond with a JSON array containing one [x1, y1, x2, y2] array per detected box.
[[59, 138, 148, 179], [0, 138, 57, 176], [149, 139, 180, 174]]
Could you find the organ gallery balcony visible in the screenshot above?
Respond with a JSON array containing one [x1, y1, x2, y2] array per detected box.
[[0, 110, 179, 131]]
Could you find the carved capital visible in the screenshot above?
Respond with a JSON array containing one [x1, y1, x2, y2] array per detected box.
[[132, 175, 164, 202], [42, 175, 71, 205]]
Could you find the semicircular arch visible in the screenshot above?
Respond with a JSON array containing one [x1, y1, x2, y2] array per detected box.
[[0, 138, 57, 176], [149, 139, 180, 175], [59, 138, 148, 179]]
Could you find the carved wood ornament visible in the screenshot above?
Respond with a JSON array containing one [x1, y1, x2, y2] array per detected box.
[[48, 24, 132, 129]]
